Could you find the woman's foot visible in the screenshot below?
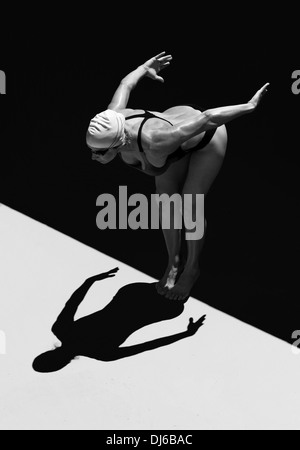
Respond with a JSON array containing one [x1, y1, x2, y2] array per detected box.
[[156, 256, 184, 296], [164, 266, 201, 301]]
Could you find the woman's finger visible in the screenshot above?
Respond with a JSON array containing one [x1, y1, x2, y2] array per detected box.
[[159, 62, 171, 71], [158, 55, 172, 62], [259, 83, 270, 93], [154, 51, 166, 59]]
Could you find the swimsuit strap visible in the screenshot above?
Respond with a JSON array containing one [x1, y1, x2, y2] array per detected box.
[[195, 128, 217, 150], [125, 111, 173, 153]]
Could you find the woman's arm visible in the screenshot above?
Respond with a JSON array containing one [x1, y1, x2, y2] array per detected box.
[[107, 66, 148, 111], [151, 83, 270, 150], [108, 52, 173, 111]]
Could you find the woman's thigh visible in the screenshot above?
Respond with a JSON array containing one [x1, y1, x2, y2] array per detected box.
[[182, 126, 228, 195], [155, 153, 191, 194]]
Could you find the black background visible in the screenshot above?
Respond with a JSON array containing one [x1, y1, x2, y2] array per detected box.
[[1, 18, 299, 344]]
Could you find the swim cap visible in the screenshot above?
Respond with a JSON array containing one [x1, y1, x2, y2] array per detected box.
[[86, 109, 126, 150]]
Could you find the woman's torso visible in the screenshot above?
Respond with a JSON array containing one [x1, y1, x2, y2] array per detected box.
[[118, 105, 224, 174]]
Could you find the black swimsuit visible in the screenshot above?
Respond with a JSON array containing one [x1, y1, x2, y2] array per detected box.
[[119, 108, 217, 177]]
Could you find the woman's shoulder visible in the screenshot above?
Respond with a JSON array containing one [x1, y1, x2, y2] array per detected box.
[[156, 105, 202, 126]]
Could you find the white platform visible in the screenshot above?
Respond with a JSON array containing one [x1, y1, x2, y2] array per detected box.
[[0, 205, 299, 430]]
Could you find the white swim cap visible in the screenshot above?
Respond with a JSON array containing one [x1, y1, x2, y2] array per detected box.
[[86, 109, 126, 150]]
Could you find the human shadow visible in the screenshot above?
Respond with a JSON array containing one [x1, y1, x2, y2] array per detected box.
[[33, 268, 206, 373]]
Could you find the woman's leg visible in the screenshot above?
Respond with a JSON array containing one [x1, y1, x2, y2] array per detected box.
[[165, 125, 228, 301], [155, 154, 191, 295]]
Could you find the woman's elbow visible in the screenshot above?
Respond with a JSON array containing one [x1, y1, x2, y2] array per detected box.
[[202, 109, 216, 127]]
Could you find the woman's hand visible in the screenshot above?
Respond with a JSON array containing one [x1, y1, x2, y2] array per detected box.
[[142, 51, 173, 83], [248, 83, 270, 109]]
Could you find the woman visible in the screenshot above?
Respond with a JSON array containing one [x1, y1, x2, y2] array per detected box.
[[86, 52, 269, 302]]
